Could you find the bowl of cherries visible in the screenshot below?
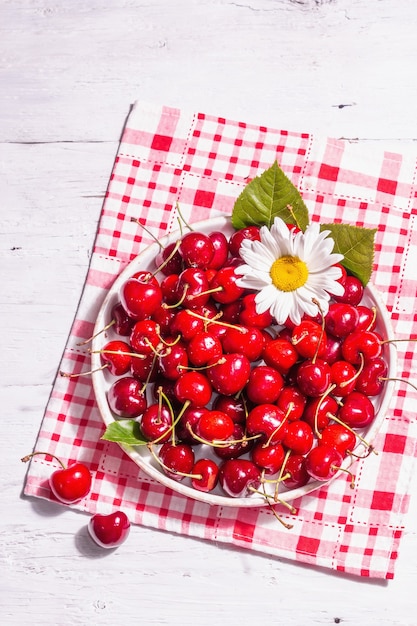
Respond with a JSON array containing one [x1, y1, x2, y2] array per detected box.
[[91, 215, 397, 510]]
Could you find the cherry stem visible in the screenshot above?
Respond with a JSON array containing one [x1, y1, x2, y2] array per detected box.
[[185, 423, 261, 448], [175, 201, 193, 232], [147, 396, 186, 447], [140, 353, 159, 395], [326, 411, 375, 452], [143, 338, 168, 358], [163, 283, 189, 309], [159, 334, 182, 347], [76, 319, 115, 346], [187, 310, 247, 333], [151, 238, 182, 278], [178, 359, 224, 372], [367, 307, 378, 331], [380, 377, 417, 394], [381, 337, 417, 345], [130, 217, 163, 249], [189, 286, 223, 300], [274, 448, 292, 501], [249, 484, 297, 516], [264, 409, 291, 448], [89, 348, 146, 361], [333, 465, 355, 489], [21, 451, 66, 470], [311, 297, 326, 364], [339, 353, 365, 388], [313, 383, 337, 439], [59, 364, 108, 378]]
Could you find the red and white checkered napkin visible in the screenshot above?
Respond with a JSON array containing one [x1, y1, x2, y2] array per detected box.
[[24, 101, 417, 579]]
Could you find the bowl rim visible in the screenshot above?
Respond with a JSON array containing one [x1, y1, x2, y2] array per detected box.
[[91, 215, 398, 508]]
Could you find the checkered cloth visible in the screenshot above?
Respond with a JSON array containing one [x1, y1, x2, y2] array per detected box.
[[24, 101, 417, 579]]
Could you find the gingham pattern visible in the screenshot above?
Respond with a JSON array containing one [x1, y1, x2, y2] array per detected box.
[[24, 101, 417, 579]]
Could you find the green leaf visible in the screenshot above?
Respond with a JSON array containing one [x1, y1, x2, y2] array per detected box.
[[231, 161, 310, 231], [321, 223, 377, 286], [101, 419, 147, 446]]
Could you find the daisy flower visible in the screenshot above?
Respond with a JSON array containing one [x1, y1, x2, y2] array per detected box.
[[234, 217, 345, 326]]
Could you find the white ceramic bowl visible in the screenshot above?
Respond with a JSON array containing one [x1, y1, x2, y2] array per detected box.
[[91, 216, 397, 508]]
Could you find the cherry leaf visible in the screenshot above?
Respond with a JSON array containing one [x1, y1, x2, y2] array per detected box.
[[101, 419, 147, 445], [321, 223, 377, 285], [231, 161, 310, 231]]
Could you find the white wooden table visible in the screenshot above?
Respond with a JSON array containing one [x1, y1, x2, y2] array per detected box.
[[3, 1, 417, 624]]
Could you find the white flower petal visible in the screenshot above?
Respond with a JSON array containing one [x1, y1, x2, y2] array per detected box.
[[233, 215, 346, 326]]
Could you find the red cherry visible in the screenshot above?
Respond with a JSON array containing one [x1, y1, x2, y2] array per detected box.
[[251, 441, 285, 475], [262, 337, 298, 374], [160, 273, 181, 305], [330, 360, 357, 397], [196, 410, 235, 442], [21, 452, 92, 505], [305, 445, 344, 482], [296, 358, 332, 397], [221, 325, 265, 362], [170, 309, 204, 341], [238, 293, 273, 329], [140, 403, 173, 443], [355, 356, 388, 396], [50, 462, 91, 504], [187, 331, 223, 366], [120, 273, 163, 321], [88, 511, 131, 549], [219, 459, 261, 497], [179, 231, 215, 268], [338, 391, 375, 428], [100, 340, 132, 376], [191, 458, 220, 492], [176, 407, 209, 444], [220, 300, 242, 324], [207, 353, 251, 396], [175, 268, 210, 308], [174, 371, 212, 408], [291, 320, 327, 359], [159, 343, 189, 380], [333, 275, 364, 306], [129, 319, 161, 356], [325, 303, 359, 338], [159, 442, 195, 481], [356, 305, 377, 331], [321, 334, 343, 365], [282, 454, 310, 489], [276, 385, 306, 421], [209, 266, 245, 304], [245, 365, 284, 404], [152, 305, 175, 335], [213, 423, 253, 460], [303, 395, 339, 432], [154, 241, 183, 276], [107, 376, 147, 418], [111, 301, 135, 336], [246, 404, 288, 445], [283, 420, 314, 455], [228, 225, 261, 257], [319, 423, 356, 456], [207, 231, 229, 270], [130, 352, 159, 383], [212, 394, 247, 425], [341, 330, 382, 364]]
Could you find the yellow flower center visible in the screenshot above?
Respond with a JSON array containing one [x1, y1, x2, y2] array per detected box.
[[270, 255, 309, 292]]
